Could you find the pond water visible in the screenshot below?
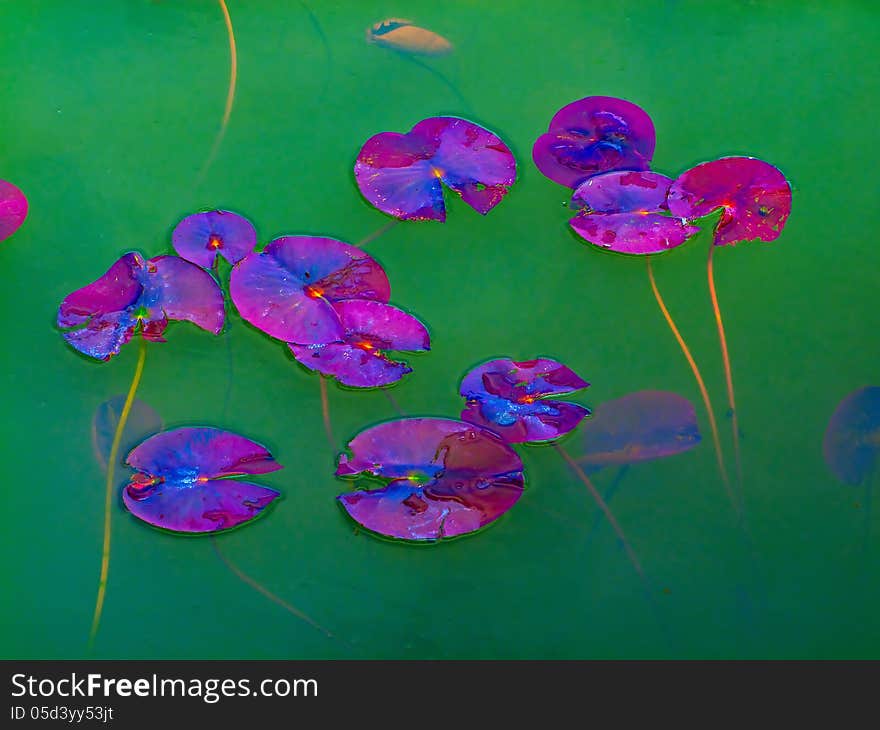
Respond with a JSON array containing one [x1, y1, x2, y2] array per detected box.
[[1, 0, 878, 659]]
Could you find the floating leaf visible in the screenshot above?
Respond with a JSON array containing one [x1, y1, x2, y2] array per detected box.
[[0, 179, 28, 242], [354, 116, 516, 222], [667, 156, 792, 246], [532, 96, 655, 189], [336, 418, 524, 541], [57, 253, 225, 361], [230, 236, 390, 345], [290, 299, 430, 387], [459, 357, 590, 443], [172, 210, 257, 268], [569, 170, 699, 254], [123, 427, 282, 534]]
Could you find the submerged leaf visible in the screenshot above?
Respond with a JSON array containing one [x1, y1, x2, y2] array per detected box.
[[823, 386, 880, 485], [92, 395, 163, 471], [577, 390, 701, 469]]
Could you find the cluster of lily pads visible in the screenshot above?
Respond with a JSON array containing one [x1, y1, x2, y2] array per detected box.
[[44, 97, 880, 644], [531, 95, 792, 253]]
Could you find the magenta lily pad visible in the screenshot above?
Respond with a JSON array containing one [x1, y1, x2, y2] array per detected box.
[[289, 299, 430, 387], [123, 427, 283, 534], [354, 116, 516, 222], [336, 418, 524, 541], [578, 391, 701, 469], [0, 179, 28, 242], [172, 210, 257, 268], [823, 386, 880, 486], [459, 357, 590, 443], [58, 252, 225, 361], [667, 156, 792, 246], [230, 236, 390, 345], [532, 96, 655, 189], [569, 170, 700, 254]]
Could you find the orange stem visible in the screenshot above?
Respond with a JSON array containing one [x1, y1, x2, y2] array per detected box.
[[319, 376, 335, 450], [646, 256, 736, 512], [707, 244, 744, 497], [554, 443, 644, 579], [211, 538, 334, 638]]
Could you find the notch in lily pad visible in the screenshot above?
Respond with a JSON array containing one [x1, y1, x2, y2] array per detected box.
[[354, 116, 517, 222]]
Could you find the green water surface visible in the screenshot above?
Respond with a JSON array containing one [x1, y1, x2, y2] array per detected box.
[[1, 0, 878, 659]]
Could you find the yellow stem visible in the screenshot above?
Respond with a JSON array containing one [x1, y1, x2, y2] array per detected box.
[[88, 337, 147, 650]]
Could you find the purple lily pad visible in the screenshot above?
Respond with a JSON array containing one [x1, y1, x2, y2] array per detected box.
[[667, 156, 792, 246], [459, 357, 590, 443], [532, 96, 655, 189], [230, 236, 391, 345], [336, 418, 524, 541], [92, 395, 163, 472], [289, 299, 430, 387], [0, 179, 28, 242], [569, 170, 700, 254], [577, 391, 701, 469], [123, 427, 283, 534], [823, 386, 880, 485], [172, 210, 257, 268], [58, 252, 225, 361], [354, 116, 516, 222]]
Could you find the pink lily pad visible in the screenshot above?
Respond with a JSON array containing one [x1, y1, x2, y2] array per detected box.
[[336, 418, 524, 541], [123, 427, 283, 534], [230, 236, 391, 345], [569, 170, 700, 254], [172, 210, 257, 268], [58, 253, 225, 361], [354, 116, 516, 222], [289, 299, 430, 387], [532, 96, 655, 189], [667, 156, 792, 246], [0, 180, 28, 242], [459, 357, 590, 443]]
